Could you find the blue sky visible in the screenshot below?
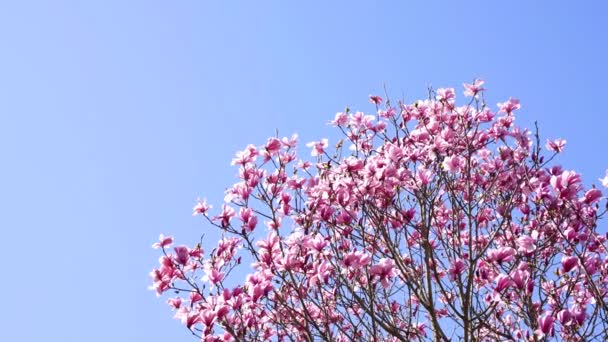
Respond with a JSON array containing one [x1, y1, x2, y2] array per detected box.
[[1, 1, 607, 341]]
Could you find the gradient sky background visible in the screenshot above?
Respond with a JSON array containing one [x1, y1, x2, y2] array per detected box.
[[1, 1, 607, 341]]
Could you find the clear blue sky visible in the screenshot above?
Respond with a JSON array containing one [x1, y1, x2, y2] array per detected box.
[[1, 1, 607, 341]]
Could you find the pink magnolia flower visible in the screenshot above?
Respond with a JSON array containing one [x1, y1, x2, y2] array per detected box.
[[550, 170, 582, 200], [330, 112, 348, 126], [415, 167, 434, 187], [213, 205, 235, 227], [224, 182, 253, 202], [239, 207, 258, 233], [557, 309, 573, 325], [517, 235, 536, 253], [306, 139, 329, 156], [510, 269, 530, 291], [310, 261, 333, 286], [193, 199, 212, 216], [536, 314, 554, 338], [474, 107, 495, 122], [167, 297, 182, 310], [487, 247, 516, 263], [185, 311, 202, 329], [463, 79, 485, 97], [264, 138, 282, 156], [248, 283, 266, 303], [442, 155, 463, 173], [215, 305, 230, 320], [306, 234, 328, 253], [435, 88, 455, 102], [412, 322, 427, 338], [448, 259, 466, 281], [369, 95, 383, 105], [281, 134, 298, 148], [189, 291, 202, 304], [378, 107, 396, 118], [152, 234, 174, 249], [149, 256, 177, 295], [581, 188, 602, 204], [200, 309, 216, 327], [497, 98, 521, 114], [231, 145, 258, 166], [561, 255, 578, 273], [174, 246, 190, 265], [546, 138, 566, 153], [370, 258, 396, 288], [494, 274, 513, 293], [341, 251, 371, 269], [203, 266, 225, 284], [573, 306, 586, 325]]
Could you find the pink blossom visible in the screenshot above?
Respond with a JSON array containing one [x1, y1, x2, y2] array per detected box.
[[189, 291, 202, 304], [189, 246, 203, 259], [536, 314, 554, 337], [215, 305, 230, 320], [248, 283, 265, 302], [378, 107, 396, 118], [224, 182, 252, 202], [185, 312, 202, 329], [474, 108, 494, 122], [546, 138, 566, 153], [494, 274, 513, 293], [264, 138, 282, 156], [442, 155, 463, 173], [369, 95, 383, 105], [370, 258, 396, 288], [436, 88, 455, 102], [415, 167, 434, 187], [281, 134, 298, 148], [174, 246, 190, 265], [564, 227, 577, 241], [573, 307, 586, 325], [309, 261, 333, 286], [200, 309, 216, 326], [306, 234, 328, 253], [510, 269, 530, 291], [517, 235, 536, 253], [341, 251, 371, 269], [581, 188, 602, 204], [204, 266, 225, 284], [330, 112, 348, 126], [151, 82, 608, 341], [561, 255, 578, 273], [167, 297, 182, 310], [149, 256, 176, 295], [214, 238, 240, 268], [463, 79, 485, 97], [213, 204, 235, 227], [487, 247, 516, 263], [550, 170, 582, 200], [306, 139, 329, 156], [557, 309, 573, 325], [448, 259, 466, 280], [193, 199, 212, 216], [239, 207, 258, 233], [497, 98, 521, 114], [152, 234, 174, 249], [231, 145, 258, 165]]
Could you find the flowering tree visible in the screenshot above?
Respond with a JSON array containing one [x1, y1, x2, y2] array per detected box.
[[150, 80, 608, 341]]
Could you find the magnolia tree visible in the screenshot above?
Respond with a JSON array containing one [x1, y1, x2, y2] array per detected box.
[[150, 80, 608, 341]]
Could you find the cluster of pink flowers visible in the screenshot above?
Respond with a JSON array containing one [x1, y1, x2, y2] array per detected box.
[[151, 81, 608, 341]]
